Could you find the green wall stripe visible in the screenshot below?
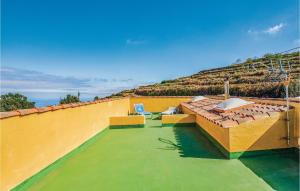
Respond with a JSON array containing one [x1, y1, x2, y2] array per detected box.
[[195, 123, 296, 159], [109, 124, 145, 129], [229, 148, 296, 159]]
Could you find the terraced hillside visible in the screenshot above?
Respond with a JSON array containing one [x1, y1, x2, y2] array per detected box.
[[112, 51, 300, 98]]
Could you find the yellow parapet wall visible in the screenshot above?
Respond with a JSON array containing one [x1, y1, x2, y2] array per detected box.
[[162, 114, 195, 124], [229, 111, 294, 152], [0, 98, 130, 191], [130, 96, 192, 113], [182, 98, 298, 158], [1, 96, 193, 191], [247, 99, 300, 149], [208, 96, 300, 148], [195, 115, 230, 151], [109, 115, 145, 126]]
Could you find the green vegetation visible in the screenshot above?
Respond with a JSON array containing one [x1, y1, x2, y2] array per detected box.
[[113, 51, 300, 98], [0, 93, 35, 112], [59, 94, 80, 104]]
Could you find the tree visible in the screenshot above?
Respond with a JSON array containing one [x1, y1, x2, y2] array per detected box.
[[0, 93, 35, 112], [263, 53, 273, 59], [94, 96, 99, 101], [59, 94, 80, 104]]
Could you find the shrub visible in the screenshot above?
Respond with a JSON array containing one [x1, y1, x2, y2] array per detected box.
[[59, 94, 80, 104], [0, 93, 35, 112]]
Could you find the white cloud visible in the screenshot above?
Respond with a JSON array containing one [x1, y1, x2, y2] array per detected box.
[[247, 23, 286, 37], [0, 67, 147, 100], [263, 23, 285, 35], [126, 39, 146, 45]]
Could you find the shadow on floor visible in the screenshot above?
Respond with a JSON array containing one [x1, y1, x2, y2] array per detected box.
[[240, 152, 300, 191], [157, 137, 182, 150], [146, 115, 162, 128], [172, 126, 224, 159]]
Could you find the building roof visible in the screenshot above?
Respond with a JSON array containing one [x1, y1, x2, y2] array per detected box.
[[181, 98, 289, 128]]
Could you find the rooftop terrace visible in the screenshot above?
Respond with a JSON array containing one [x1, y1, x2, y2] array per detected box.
[[12, 115, 299, 191], [2, 96, 300, 191]]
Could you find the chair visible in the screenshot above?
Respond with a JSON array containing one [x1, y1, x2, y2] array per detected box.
[[134, 104, 152, 116], [161, 107, 177, 115]]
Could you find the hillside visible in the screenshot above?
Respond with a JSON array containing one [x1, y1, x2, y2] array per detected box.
[[110, 51, 300, 98]]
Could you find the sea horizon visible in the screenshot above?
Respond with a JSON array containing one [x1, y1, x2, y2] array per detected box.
[[30, 97, 94, 107]]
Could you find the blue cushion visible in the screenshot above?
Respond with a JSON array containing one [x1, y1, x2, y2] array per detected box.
[[135, 104, 144, 113]]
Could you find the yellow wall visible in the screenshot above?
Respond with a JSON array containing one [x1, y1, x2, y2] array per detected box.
[[182, 99, 297, 153], [293, 104, 300, 148], [1, 96, 193, 191], [182, 104, 230, 152], [229, 111, 294, 152], [208, 96, 300, 148], [109, 115, 145, 126], [130, 96, 192, 113], [195, 115, 230, 151], [241, 98, 299, 148], [162, 114, 195, 124], [0, 98, 130, 191], [287, 102, 299, 148]]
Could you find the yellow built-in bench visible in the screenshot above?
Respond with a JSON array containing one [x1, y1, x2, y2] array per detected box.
[[162, 114, 195, 126], [109, 115, 145, 128]]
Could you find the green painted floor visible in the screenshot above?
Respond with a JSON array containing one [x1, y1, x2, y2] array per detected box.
[[14, 116, 299, 191]]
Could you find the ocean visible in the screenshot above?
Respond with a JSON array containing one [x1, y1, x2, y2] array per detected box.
[[31, 98, 92, 107]]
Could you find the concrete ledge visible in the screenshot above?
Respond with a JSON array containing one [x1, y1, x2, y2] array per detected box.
[[162, 114, 195, 125], [109, 115, 145, 127]]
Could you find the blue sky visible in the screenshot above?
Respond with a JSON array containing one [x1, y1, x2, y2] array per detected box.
[[1, 0, 299, 103]]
